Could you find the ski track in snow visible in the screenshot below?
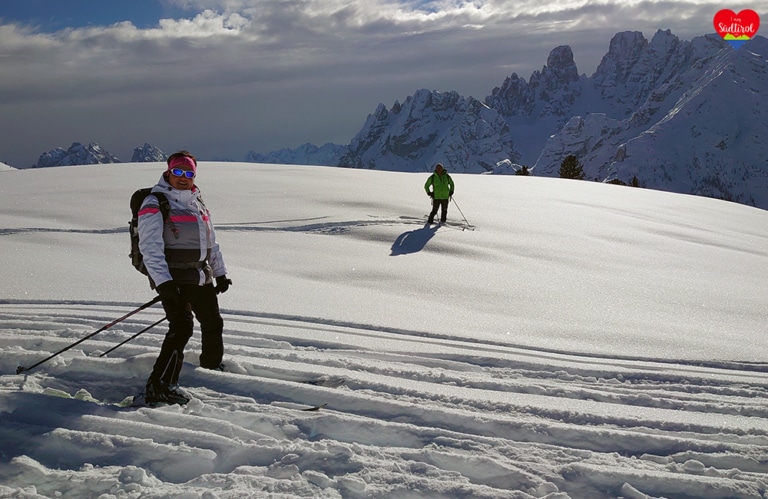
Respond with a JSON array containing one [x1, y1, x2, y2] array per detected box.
[[2, 301, 768, 498]]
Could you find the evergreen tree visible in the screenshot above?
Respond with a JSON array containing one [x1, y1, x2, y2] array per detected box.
[[515, 165, 530, 176], [559, 155, 585, 180]]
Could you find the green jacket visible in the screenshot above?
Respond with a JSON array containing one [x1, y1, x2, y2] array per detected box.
[[424, 171, 455, 200]]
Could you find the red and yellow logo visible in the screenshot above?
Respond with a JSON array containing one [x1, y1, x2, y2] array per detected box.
[[713, 9, 760, 48]]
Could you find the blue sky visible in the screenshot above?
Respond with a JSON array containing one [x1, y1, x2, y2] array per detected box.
[[0, 0, 757, 167], [0, 0, 188, 30]]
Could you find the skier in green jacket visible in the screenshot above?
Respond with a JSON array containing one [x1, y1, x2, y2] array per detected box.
[[424, 163, 455, 224]]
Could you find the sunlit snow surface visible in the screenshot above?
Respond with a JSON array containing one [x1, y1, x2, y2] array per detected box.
[[1, 162, 767, 498]]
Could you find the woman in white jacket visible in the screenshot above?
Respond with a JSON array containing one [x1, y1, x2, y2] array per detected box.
[[138, 150, 231, 405]]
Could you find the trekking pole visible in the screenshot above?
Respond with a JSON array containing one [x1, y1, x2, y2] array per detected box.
[[450, 197, 474, 231], [99, 316, 166, 357], [16, 296, 162, 374]]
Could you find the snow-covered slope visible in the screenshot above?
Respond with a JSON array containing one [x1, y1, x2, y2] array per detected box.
[[2, 162, 768, 498]]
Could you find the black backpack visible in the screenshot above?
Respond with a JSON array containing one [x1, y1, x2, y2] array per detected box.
[[129, 188, 171, 275]]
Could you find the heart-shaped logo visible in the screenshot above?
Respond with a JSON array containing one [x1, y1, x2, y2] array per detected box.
[[713, 9, 760, 48]]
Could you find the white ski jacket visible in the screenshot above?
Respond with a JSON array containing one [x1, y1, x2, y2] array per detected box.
[[137, 174, 227, 288]]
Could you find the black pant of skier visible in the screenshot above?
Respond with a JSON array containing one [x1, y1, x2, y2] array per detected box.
[[428, 198, 449, 224], [146, 283, 224, 404]]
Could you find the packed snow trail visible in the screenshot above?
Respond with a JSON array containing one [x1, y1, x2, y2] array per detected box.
[[2, 301, 767, 498]]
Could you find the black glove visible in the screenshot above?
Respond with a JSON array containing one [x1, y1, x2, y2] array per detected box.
[[156, 281, 181, 309], [428, 192, 434, 198], [215, 275, 232, 294], [449, 190, 454, 197]]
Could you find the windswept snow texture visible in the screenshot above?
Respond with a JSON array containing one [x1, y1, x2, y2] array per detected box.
[[1, 162, 768, 498]]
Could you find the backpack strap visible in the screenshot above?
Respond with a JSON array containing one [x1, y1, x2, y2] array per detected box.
[[153, 192, 170, 221], [150, 192, 178, 240]]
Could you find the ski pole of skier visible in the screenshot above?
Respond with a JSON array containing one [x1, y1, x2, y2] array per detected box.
[[99, 316, 167, 357], [451, 196, 474, 230], [16, 296, 162, 374]]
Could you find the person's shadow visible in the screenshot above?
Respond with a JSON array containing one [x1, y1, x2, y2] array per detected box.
[[390, 224, 438, 255]]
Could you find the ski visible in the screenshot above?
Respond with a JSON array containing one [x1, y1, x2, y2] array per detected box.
[[271, 401, 328, 411], [212, 363, 348, 389], [301, 403, 327, 412], [126, 394, 326, 412], [398, 215, 475, 231], [428, 219, 475, 231], [40, 375, 328, 410], [298, 375, 347, 388]]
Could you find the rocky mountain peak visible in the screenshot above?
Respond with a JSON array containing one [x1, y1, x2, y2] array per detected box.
[[593, 31, 648, 85], [486, 44, 582, 124], [131, 143, 166, 162], [35, 142, 120, 168], [546, 45, 579, 82]]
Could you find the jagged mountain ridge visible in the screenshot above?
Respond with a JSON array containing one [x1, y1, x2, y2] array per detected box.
[[34, 142, 120, 168], [337, 90, 520, 173]]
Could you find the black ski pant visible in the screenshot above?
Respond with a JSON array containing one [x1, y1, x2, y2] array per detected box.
[[429, 198, 449, 223], [149, 283, 224, 387]]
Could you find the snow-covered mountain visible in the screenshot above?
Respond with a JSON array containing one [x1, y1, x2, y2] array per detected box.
[[131, 143, 166, 162], [0, 161, 15, 171], [256, 30, 767, 208], [30, 142, 168, 168], [336, 90, 520, 173], [533, 32, 768, 207], [33, 142, 121, 168], [245, 142, 348, 166]]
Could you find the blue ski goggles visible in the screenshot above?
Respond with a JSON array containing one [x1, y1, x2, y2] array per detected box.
[[170, 168, 195, 178]]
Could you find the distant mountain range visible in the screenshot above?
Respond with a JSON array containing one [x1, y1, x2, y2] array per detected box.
[[23, 30, 768, 209], [245, 143, 348, 167], [25, 142, 166, 169]]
